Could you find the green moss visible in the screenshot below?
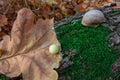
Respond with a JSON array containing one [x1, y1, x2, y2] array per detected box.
[[111, 10, 120, 15], [56, 20, 118, 80], [0, 74, 7, 80]]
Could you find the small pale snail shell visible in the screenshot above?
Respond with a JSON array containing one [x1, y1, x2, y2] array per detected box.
[[49, 44, 60, 54], [81, 10, 105, 27]]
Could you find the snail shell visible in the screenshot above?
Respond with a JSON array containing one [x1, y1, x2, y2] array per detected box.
[[82, 10, 105, 27]]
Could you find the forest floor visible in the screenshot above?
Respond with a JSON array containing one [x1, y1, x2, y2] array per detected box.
[[0, 0, 120, 80]]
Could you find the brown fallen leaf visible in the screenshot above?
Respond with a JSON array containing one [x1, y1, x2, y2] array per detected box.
[[0, 14, 8, 37], [0, 8, 62, 80], [112, 2, 120, 9], [27, 0, 57, 7], [41, 0, 58, 5], [0, 31, 7, 38], [0, 14, 8, 27]]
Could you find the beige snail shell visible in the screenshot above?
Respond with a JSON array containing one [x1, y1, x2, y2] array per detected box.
[[82, 10, 105, 27]]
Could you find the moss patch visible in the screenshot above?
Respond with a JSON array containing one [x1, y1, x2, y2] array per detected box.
[[56, 20, 118, 80]]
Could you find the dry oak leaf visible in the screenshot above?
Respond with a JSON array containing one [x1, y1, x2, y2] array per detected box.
[[0, 8, 62, 80]]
